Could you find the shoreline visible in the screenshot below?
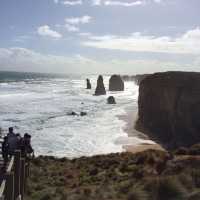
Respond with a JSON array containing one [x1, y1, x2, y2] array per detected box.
[[118, 105, 165, 154]]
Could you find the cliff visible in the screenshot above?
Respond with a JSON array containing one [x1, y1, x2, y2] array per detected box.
[[136, 71, 200, 150]]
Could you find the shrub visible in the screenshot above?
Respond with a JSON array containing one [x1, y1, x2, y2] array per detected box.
[[178, 173, 194, 191], [191, 170, 200, 188], [127, 185, 148, 200], [174, 147, 188, 155], [156, 177, 187, 200], [145, 177, 187, 200], [187, 190, 200, 200], [189, 144, 200, 155]]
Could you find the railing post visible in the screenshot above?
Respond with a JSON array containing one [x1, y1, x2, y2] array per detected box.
[[24, 163, 29, 194], [14, 150, 21, 200], [5, 172, 14, 200], [20, 159, 25, 200]]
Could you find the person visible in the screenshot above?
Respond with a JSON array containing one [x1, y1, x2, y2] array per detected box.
[[2, 136, 9, 164], [20, 133, 34, 159], [7, 127, 18, 156], [7, 127, 15, 138]]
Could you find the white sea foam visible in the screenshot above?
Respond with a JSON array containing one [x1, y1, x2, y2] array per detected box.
[[0, 75, 147, 158]]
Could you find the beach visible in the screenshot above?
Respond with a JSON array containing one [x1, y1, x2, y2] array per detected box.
[[118, 104, 165, 154]]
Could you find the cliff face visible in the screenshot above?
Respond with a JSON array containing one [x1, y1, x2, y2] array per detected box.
[[136, 71, 200, 150]]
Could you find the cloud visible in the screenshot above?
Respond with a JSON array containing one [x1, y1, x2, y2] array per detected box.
[[104, 0, 145, 7], [0, 47, 96, 73], [65, 16, 92, 25], [65, 24, 80, 32], [62, 0, 82, 6], [153, 0, 162, 3], [0, 47, 198, 74], [82, 28, 200, 54], [92, 0, 102, 5], [37, 25, 62, 39], [64, 16, 92, 32], [91, 0, 165, 6], [54, 0, 59, 3]]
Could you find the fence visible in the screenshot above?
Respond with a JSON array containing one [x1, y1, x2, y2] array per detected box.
[[0, 149, 30, 200]]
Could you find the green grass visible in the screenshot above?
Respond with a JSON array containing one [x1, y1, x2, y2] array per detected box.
[[25, 148, 200, 200]]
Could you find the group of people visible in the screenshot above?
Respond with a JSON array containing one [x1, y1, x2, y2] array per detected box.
[[1, 127, 34, 164]]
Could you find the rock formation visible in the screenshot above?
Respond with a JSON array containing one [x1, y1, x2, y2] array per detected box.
[[109, 75, 124, 91], [107, 96, 116, 104], [136, 71, 200, 150], [67, 111, 78, 116], [80, 111, 87, 116], [94, 75, 106, 95], [86, 79, 91, 89]]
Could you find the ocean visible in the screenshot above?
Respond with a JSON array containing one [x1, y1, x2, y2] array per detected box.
[[0, 71, 147, 158]]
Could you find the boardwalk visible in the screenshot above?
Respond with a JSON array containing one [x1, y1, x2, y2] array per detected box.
[[0, 135, 30, 200]]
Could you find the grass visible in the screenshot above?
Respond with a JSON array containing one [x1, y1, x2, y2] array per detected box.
[[25, 147, 200, 200]]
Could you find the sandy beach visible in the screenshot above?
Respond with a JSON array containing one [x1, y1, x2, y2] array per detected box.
[[119, 105, 165, 154]]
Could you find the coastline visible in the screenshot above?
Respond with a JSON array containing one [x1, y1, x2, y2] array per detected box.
[[118, 105, 165, 154]]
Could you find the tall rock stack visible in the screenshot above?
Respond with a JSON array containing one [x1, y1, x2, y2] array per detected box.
[[109, 75, 124, 91], [136, 71, 200, 150], [86, 78, 92, 89], [94, 75, 106, 95]]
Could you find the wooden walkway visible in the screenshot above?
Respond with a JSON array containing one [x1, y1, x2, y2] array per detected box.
[[0, 136, 30, 200]]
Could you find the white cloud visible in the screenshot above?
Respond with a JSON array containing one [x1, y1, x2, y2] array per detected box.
[[62, 0, 82, 6], [37, 25, 62, 39], [82, 28, 200, 54], [65, 16, 92, 25], [54, 0, 59, 3], [92, 0, 102, 5], [92, 0, 165, 6], [64, 16, 92, 32], [0, 47, 199, 74], [104, 0, 145, 6], [65, 24, 80, 32], [0, 47, 97, 73]]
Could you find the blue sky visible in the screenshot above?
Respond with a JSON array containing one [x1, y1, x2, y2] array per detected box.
[[0, 0, 200, 74]]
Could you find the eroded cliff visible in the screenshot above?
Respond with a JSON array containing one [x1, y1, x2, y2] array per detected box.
[[136, 71, 200, 149]]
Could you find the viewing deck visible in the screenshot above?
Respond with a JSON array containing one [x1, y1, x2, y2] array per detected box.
[[0, 135, 30, 200]]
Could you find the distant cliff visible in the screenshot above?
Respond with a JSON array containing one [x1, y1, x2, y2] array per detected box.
[[136, 71, 200, 150]]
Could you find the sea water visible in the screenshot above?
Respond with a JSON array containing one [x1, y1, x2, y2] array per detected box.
[[0, 71, 147, 158]]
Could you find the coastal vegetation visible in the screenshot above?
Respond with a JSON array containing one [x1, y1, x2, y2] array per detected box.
[[26, 145, 200, 200]]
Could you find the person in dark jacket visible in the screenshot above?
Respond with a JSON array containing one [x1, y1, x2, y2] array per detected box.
[[20, 133, 34, 158], [2, 136, 9, 164]]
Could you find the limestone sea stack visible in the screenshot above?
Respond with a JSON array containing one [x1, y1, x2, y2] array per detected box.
[[94, 75, 106, 95], [136, 71, 200, 150], [86, 78, 91, 89], [109, 75, 124, 91]]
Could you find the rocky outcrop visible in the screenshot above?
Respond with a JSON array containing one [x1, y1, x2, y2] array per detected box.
[[109, 75, 124, 91], [94, 75, 106, 95], [136, 71, 200, 150], [107, 96, 116, 104], [86, 79, 91, 89], [80, 111, 87, 116]]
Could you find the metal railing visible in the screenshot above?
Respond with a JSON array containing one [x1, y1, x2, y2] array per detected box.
[[0, 150, 30, 200]]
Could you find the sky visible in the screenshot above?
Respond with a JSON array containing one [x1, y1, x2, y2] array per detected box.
[[0, 0, 200, 74]]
